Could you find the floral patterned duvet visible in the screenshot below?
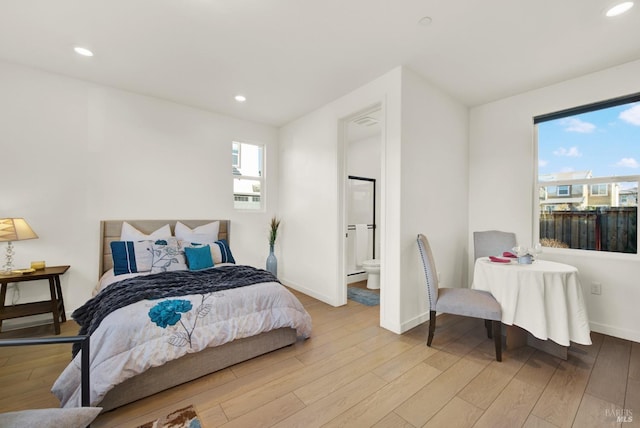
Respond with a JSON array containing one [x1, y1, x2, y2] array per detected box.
[[52, 268, 312, 408]]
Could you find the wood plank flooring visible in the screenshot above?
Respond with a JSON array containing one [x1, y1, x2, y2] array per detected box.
[[0, 288, 638, 427]]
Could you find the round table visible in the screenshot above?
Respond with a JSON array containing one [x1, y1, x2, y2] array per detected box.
[[472, 257, 591, 347]]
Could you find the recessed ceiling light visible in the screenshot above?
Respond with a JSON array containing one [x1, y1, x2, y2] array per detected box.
[[605, 1, 634, 17], [74, 46, 94, 57], [417, 16, 433, 26], [234, 95, 246, 103]]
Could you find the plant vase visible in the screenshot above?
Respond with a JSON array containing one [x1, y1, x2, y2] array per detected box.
[[266, 244, 277, 277]]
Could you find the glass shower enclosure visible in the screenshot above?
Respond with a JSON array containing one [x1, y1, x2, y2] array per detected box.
[[346, 175, 376, 280]]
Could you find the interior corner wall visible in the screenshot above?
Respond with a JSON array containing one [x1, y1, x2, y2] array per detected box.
[[277, 66, 468, 334], [469, 59, 640, 342], [0, 60, 278, 317], [277, 67, 403, 323], [398, 67, 470, 332]]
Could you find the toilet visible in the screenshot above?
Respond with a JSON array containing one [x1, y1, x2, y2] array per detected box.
[[361, 259, 380, 289]]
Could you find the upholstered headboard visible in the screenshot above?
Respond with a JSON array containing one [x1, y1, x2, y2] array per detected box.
[[99, 220, 230, 277]]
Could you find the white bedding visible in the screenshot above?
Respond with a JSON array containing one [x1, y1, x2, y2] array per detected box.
[[53, 269, 312, 408]]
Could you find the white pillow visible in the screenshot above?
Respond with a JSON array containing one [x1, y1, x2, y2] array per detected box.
[[120, 222, 172, 241], [180, 239, 235, 264], [175, 221, 220, 243]]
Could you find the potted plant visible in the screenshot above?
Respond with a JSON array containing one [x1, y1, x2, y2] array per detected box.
[[266, 217, 280, 276]]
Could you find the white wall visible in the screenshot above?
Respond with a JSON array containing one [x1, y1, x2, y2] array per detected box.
[[0, 60, 278, 318], [278, 67, 402, 328], [398, 67, 470, 331], [469, 59, 640, 342], [278, 66, 468, 333]]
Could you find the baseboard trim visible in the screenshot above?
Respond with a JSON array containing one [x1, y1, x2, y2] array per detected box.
[[589, 321, 640, 343], [280, 277, 338, 306], [398, 311, 430, 334]]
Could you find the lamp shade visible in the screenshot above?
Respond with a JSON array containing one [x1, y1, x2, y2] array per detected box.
[[0, 218, 38, 242]]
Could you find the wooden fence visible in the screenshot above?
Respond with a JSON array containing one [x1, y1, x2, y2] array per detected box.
[[539, 207, 637, 253]]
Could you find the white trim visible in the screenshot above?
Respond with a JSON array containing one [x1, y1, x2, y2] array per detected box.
[[589, 321, 640, 343], [232, 141, 265, 211], [540, 197, 584, 204], [280, 277, 340, 307], [539, 175, 640, 186], [538, 246, 640, 261], [398, 311, 431, 334], [338, 102, 384, 311]]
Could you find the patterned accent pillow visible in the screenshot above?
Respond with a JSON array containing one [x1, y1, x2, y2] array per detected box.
[[213, 239, 236, 264], [110, 241, 154, 275], [151, 240, 187, 273], [180, 239, 235, 264]]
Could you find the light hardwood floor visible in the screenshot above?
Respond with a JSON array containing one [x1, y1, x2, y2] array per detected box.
[[0, 288, 638, 427]]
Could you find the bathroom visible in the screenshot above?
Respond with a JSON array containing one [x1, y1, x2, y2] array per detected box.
[[345, 107, 381, 302]]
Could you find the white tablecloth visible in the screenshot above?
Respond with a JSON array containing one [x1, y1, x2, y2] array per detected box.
[[472, 258, 591, 346]]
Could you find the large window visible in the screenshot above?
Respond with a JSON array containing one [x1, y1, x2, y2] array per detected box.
[[536, 94, 639, 254], [232, 141, 263, 210]]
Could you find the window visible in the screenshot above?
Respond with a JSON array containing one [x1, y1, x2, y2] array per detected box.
[[232, 142, 240, 168], [590, 184, 608, 196], [232, 141, 264, 210], [536, 93, 640, 254]]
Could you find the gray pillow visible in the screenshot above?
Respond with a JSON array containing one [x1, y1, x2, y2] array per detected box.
[[0, 407, 102, 428]]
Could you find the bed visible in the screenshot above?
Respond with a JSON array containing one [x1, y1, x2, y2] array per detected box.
[[52, 220, 312, 411]]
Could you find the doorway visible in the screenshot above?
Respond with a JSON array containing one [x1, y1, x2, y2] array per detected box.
[[340, 104, 383, 307]]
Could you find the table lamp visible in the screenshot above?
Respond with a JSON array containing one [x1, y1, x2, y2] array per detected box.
[[0, 218, 38, 275]]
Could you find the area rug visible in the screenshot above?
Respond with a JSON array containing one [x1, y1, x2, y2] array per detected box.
[[348, 286, 380, 306], [137, 405, 202, 428]]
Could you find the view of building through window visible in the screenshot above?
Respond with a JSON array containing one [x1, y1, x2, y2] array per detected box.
[[536, 97, 639, 254], [232, 141, 263, 210]]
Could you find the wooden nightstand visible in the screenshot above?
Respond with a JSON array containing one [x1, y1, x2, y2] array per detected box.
[[0, 265, 69, 335]]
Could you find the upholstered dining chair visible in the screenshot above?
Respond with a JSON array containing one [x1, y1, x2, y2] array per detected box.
[[417, 234, 502, 361], [473, 230, 517, 260]]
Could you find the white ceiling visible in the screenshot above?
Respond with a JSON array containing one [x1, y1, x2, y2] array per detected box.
[[1, 1, 639, 127]]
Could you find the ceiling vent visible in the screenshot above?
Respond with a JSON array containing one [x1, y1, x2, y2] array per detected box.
[[353, 116, 379, 127]]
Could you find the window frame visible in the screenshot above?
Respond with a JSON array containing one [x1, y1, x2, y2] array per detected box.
[[232, 142, 241, 169], [590, 183, 608, 196], [533, 93, 640, 257], [232, 141, 265, 211]]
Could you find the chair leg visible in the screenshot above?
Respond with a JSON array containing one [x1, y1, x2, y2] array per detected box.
[[427, 310, 436, 346], [493, 320, 502, 362], [485, 319, 493, 338]]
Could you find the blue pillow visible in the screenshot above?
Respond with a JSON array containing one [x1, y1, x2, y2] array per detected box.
[[185, 245, 214, 271], [214, 239, 236, 264], [111, 241, 153, 275]]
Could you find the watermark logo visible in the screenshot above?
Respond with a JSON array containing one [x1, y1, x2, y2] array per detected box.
[[605, 408, 633, 423]]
